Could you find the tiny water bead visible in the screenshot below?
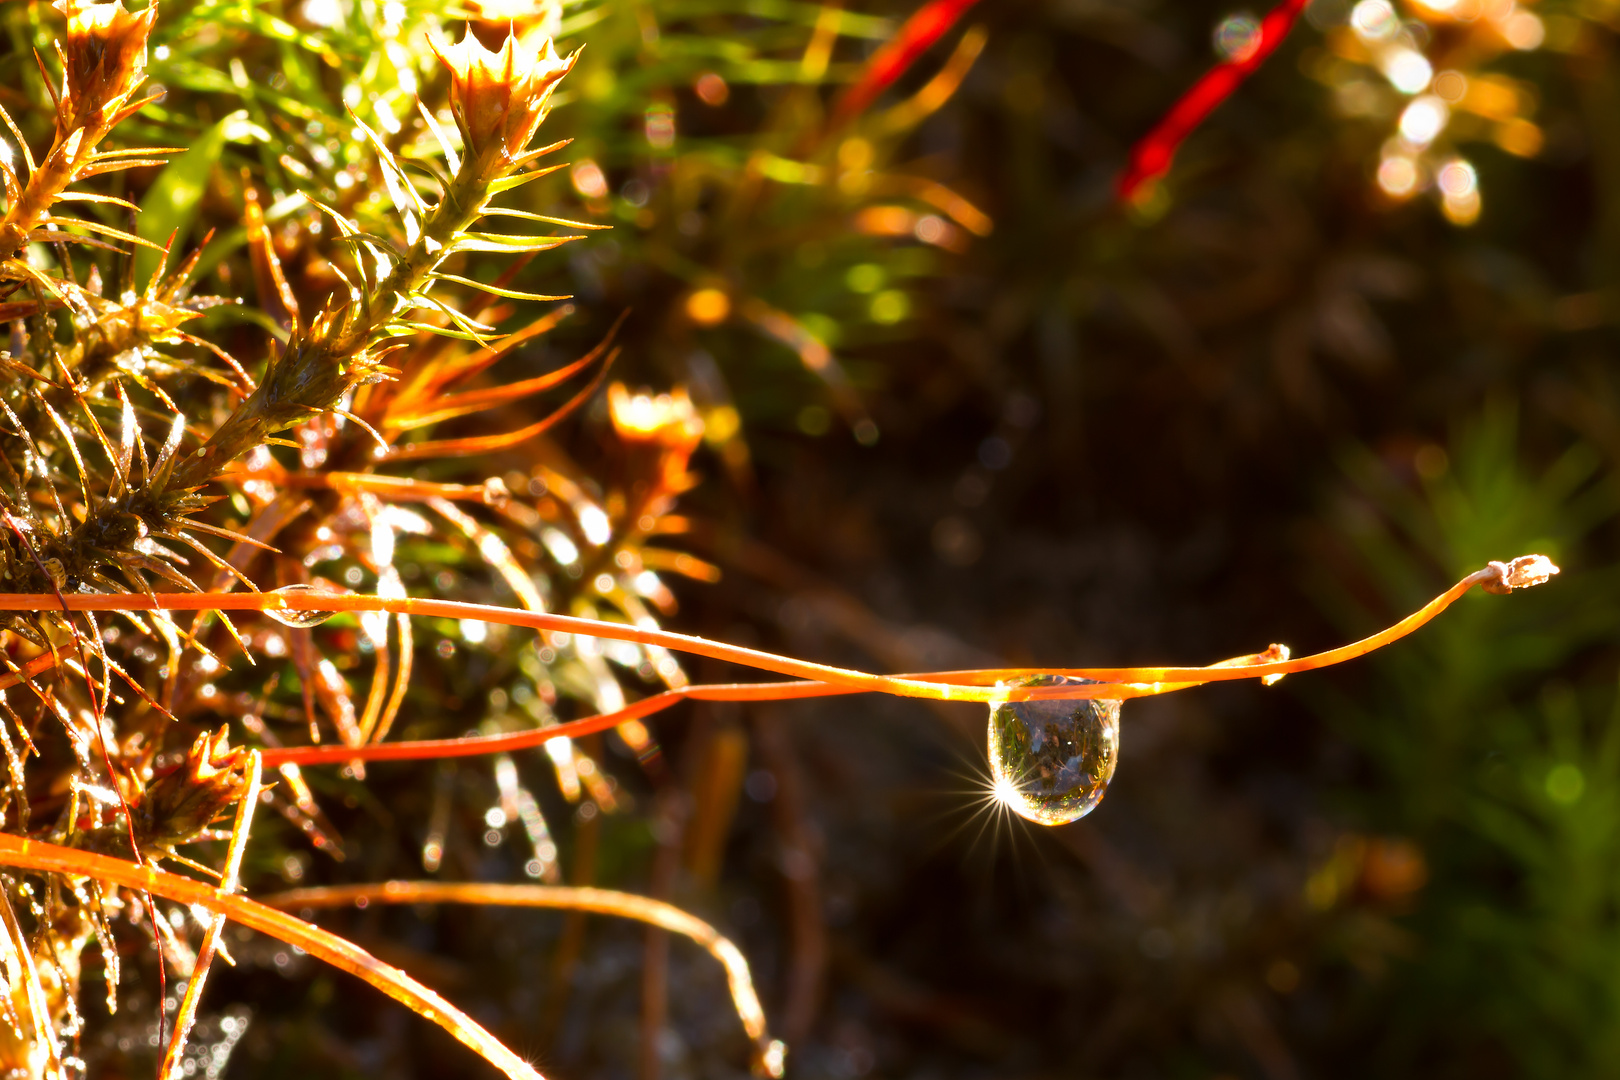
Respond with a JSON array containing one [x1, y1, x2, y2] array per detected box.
[[988, 675, 1121, 826], [1213, 11, 1262, 63], [264, 584, 339, 628]]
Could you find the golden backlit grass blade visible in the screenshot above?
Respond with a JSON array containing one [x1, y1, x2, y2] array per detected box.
[[0, 835, 548, 1080], [415, 97, 461, 175], [84, 146, 189, 160], [224, 467, 495, 504], [51, 189, 141, 211], [0, 101, 37, 174], [244, 180, 301, 332], [0, 883, 63, 1077], [387, 334, 612, 431], [430, 271, 570, 304], [159, 750, 263, 1080], [480, 207, 609, 230], [173, 331, 256, 395], [638, 548, 724, 583], [386, 304, 574, 415], [260, 881, 786, 1078], [41, 216, 167, 250], [35, 394, 94, 505], [311, 654, 364, 748], [74, 157, 171, 178], [448, 231, 579, 255], [870, 174, 992, 236], [372, 570, 413, 747], [179, 518, 280, 552], [429, 497, 545, 610], [385, 345, 618, 461], [870, 24, 988, 135]]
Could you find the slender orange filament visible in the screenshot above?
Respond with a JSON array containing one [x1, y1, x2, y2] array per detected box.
[[263, 881, 785, 1077], [0, 558, 1549, 715], [0, 834, 547, 1080]]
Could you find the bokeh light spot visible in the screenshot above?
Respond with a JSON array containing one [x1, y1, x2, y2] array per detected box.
[[1383, 49, 1434, 95], [1435, 158, 1476, 198], [685, 288, 731, 326], [1432, 70, 1467, 103], [694, 71, 729, 106], [1213, 12, 1262, 62], [1351, 0, 1399, 41], [1377, 154, 1420, 197], [1547, 763, 1585, 805], [1399, 95, 1449, 146], [870, 290, 909, 324], [1502, 10, 1544, 50], [846, 263, 885, 294], [571, 159, 608, 200]]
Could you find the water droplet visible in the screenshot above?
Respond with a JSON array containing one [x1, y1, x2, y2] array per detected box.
[[988, 675, 1120, 825], [1212, 11, 1262, 63], [265, 585, 338, 628]]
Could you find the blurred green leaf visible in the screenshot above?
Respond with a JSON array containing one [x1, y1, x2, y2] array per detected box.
[[134, 112, 234, 285]]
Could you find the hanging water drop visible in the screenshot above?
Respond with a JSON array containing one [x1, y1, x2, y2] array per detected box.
[[988, 674, 1120, 826], [264, 584, 339, 628]]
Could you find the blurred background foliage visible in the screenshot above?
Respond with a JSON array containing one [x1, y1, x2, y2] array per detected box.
[[5, 0, 1620, 1074]]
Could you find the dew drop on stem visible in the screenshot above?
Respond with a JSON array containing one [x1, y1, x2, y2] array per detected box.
[[265, 584, 339, 628], [988, 675, 1120, 825]]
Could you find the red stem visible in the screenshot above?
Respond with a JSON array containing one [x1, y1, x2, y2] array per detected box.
[[1116, 0, 1311, 201], [830, 0, 983, 130]]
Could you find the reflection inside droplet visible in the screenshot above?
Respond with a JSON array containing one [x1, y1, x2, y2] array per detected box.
[[265, 584, 338, 628], [988, 675, 1120, 825]]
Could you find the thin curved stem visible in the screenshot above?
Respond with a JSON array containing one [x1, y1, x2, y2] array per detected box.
[[1116, 0, 1312, 199], [158, 750, 262, 1080], [261, 881, 785, 1078], [261, 681, 841, 766], [0, 651, 68, 691], [0, 556, 1556, 709], [0, 834, 546, 1080], [829, 0, 983, 130]]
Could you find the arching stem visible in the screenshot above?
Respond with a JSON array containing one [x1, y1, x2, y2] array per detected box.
[[2, 555, 1558, 717]]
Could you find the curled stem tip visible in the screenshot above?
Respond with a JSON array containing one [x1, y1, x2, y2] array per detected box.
[[1481, 553, 1559, 594]]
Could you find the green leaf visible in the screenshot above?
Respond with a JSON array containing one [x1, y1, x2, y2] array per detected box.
[[449, 233, 582, 255], [480, 207, 610, 231], [431, 273, 573, 303], [134, 113, 235, 286], [487, 169, 564, 196]]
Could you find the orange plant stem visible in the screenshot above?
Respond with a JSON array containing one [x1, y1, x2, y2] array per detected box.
[[262, 681, 842, 766], [243, 559, 1552, 767], [0, 558, 1549, 711], [262, 881, 785, 1077], [0, 834, 547, 1080]]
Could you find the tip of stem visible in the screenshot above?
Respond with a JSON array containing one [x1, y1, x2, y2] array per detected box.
[[1482, 554, 1560, 595]]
